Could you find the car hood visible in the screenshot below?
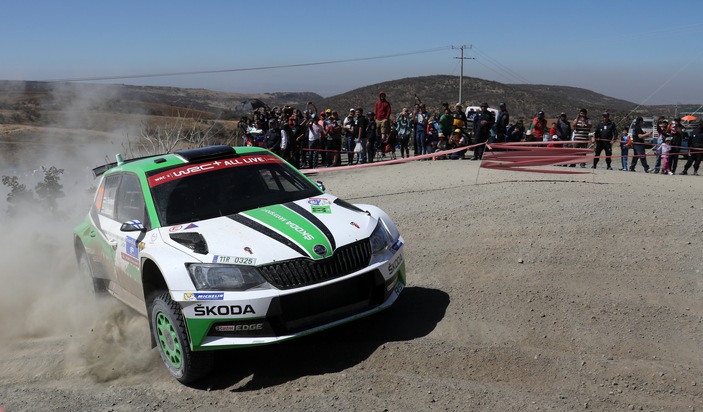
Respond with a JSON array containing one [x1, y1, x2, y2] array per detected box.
[[159, 195, 375, 263]]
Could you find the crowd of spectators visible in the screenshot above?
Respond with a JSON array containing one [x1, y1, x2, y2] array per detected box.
[[237, 94, 703, 174]]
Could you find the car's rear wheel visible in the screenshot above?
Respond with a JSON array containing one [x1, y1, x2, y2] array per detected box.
[[78, 252, 107, 296], [150, 292, 213, 384]]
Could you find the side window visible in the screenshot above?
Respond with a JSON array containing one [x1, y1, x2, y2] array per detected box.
[[99, 174, 120, 219], [116, 173, 146, 224]]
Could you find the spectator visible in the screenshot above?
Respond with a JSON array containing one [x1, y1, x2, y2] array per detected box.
[[433, 133, 448, 160], [680, 120, 703, 175], [425, 124, 439, 156], [343, 108, 356, 165], [353, 108, 369, 164], [661, 136, 673, 175], [449, 128, 468, 159], [414, 104, 429, 156], [555, 113, 572, 142], [383, 126, 398, 160], [264, 118, 282, 155], [285, 115, 303, 168], [571, 108, 592, 168], [472, 102, 495, 160], [317, 111, 329, 166], [249, 119, 266, 147], [238, 116, 250, 145], [630, 116, 653, 172], [439, 107, 454, 137], [653, 117, 669, 173], [530, 111, 547, 142], [619, 127, 630, 171], [292, 115, 307, 167], [549, 122, 557, 140], [453, 103, 468, 132], [365, 111, 378, 163], [509, 119, 526, 142], [305, 101, 318, 120], [668, 118, 684, 174], [396, 108, 413, 158], [306, 114, 325, 168], [375, 91, 392, 144], [547, 135, 559, 148], [326, 114, 343, 167], [495, 102, 510, 143], [427, 114, 440, 136], [592, 112, 618, 170], [467, 108, 476, 122], [411, 103, 421, 154]]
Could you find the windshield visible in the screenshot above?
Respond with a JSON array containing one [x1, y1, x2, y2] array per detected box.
[[148, 154, 321, 226]]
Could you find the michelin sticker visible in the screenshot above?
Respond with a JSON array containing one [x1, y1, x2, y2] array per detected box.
[[183, 292, 225, 301]]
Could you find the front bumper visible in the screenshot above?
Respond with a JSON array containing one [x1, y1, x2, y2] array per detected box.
[[179, 247, 406, 350]]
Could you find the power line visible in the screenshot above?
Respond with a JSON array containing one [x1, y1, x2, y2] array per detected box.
[[471, 46, 531, 84], [43, 47, 450, 83]]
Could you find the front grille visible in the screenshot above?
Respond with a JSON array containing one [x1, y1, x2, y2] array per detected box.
[[258, 239, 372, 289], [268, 269, 385, 335]]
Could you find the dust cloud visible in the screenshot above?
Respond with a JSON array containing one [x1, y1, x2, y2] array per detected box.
[[0, 82, 159, 382]]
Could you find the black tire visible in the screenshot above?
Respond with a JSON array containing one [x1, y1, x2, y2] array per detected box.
[[149, 292, 213, 384], [78, 252, 107, 296]]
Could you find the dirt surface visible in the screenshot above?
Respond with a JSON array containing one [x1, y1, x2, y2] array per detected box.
[[1, 159, 703, 411]]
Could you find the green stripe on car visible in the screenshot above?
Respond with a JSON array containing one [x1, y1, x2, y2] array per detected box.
[[241, 205, 332, 259]]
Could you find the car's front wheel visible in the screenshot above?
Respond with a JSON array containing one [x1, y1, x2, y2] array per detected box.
[[150, 292, 213, 384]]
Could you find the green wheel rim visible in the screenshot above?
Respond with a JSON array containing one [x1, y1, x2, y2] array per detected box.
[[155, 311, 182, 369]]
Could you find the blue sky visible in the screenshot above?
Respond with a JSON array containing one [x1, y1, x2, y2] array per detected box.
[[2, 0, 703, 105]]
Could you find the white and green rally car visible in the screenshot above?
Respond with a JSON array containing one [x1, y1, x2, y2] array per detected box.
[[73, 145, 406, 383]]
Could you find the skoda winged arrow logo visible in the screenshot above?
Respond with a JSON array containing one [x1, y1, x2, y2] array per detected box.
[[313, 244, 327, 257]]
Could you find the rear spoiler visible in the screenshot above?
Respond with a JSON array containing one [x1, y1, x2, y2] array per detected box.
[[91, 146, 242, 178], [91, 153, 163, 178]]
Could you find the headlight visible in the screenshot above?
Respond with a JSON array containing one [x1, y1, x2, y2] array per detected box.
[[187, 264, 272, 291], [369, 221, 392, 255]]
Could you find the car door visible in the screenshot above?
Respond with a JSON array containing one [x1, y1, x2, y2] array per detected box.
[[87, 173, 122, 291], [109, 172, 149, 302]]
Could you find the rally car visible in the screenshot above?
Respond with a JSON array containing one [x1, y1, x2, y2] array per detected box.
[[73, 145, 406, 383]]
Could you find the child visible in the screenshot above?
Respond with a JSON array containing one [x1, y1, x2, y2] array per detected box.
[[425, 126, 439, 158], [547, 135, 559, 148], [548, 122, 557, 141], [619, 128, 630, 171], [433, 133, 447, 160], [661, 136, 673, 175]]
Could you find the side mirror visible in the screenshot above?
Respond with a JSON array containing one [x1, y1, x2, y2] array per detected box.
[[316, 181, 326, 193], [120, 220, 146, 232]]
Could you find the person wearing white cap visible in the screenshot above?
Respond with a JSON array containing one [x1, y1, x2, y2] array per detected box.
[[343, 108, 356, 165]]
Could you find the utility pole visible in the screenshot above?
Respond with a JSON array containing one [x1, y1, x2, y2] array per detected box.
[[452, 44, 475, 106]]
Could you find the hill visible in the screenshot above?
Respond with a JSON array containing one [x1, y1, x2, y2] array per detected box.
[[319, 75, 645, 121]]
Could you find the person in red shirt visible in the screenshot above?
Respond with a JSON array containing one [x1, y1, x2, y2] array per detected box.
[[375, 91, 392, 143], [549, 122, 557, 139], [531, 111, 547, 141]]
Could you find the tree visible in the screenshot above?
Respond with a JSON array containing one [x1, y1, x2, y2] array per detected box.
[[2, 167, 65, 216], [1, 175, 34, 215], [35, 166, 65, 213]]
